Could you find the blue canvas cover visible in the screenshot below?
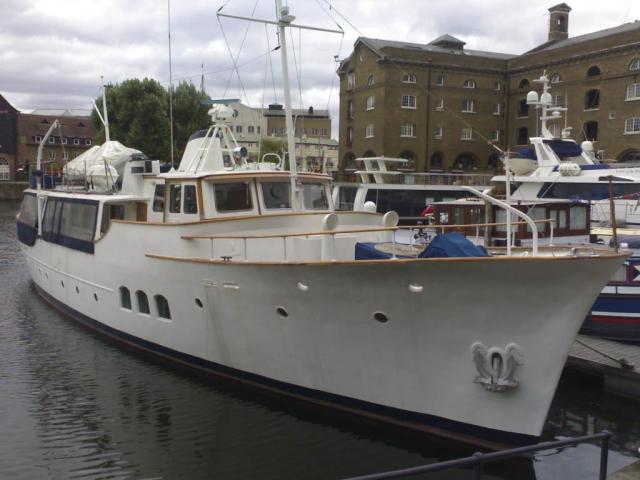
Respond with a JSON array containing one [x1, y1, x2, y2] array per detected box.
[[419, 233, 489, 258], [543, 139, 582, 158], [355, 242, 414, 260]]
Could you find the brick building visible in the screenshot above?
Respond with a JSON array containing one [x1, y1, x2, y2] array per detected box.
[[0, 94, 96, 180], [337, 3, 640, 172]]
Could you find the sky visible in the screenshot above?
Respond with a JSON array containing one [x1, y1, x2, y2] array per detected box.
[[1, 0, 638, 137]]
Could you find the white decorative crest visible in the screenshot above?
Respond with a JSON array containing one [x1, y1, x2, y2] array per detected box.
[[471, 342, 523, 392]]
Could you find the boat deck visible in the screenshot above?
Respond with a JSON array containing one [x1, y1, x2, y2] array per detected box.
[[567, 335, 640, 399]]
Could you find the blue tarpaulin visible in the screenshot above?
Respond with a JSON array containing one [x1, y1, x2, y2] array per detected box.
[[544, 139, 582, 158], [419, 233, 489, 258]]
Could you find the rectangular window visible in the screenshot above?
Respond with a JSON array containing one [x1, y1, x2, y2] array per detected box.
[[401, 95, 417, 109], [214, 182, 253, 212], [42, 198, 98, 253], [626, 83, 640, 101], [435, 98, 444, 111], [625, 117, 640, 134], [460, 128, 473, 140], [63, 151, 68, 160], [312, 128, 318, 135], [321, 128, 328, 136], [462, 99, 476, 113], [553, 95, 565, 107], [436, 74, 444, 86], [35, 135, 42, 142], [152, 184, 165, 212], [400, 124, 414, 137], [365, 124, 374, 138], [248, 125, 255, 133], [491, 130, 500, 142], [49, 151, 56, 159], [49, 137, 55, 143], [74, 138, 80, 145], [183, 185, 198, 214], [301, 183, 329, 210], [493, 103, 501, 115], [261, 181, 291, 209], [347, 73, 355, 91], [494, 81, 502, 91], [169, 184, 181, 213], [271, 127, 278, 135], [236, 125, 242, 133], [62, 138, 68, 144], [85, 139, 92, 145], [257, 126, 261, 134], [434, 127, 443, 139]]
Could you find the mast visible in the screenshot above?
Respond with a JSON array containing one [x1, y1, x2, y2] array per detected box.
[[275, 0, 300, 209], [102, 80, 110, 142]]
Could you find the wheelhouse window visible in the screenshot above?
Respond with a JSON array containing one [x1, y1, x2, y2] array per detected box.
[[169, 184, 181, 213], [155, 295, 171, 319], [17, 193, 38, 228], [261, 181, 291, 209], [136, 290, 150, 314], [42, 197, 98, 253], [183, 185, 198, 214], [152, 184, 165, 212], [213, 182, 253, 212], [120, 287, 132, 310], [301, 183, 329, 210]]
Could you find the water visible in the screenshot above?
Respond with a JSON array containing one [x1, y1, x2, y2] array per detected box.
[[1, 201, 639, 480]]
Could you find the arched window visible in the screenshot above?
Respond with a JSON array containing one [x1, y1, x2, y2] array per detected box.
[[430, 152, 444, 170], [585, 89, 600, 110], [454, 153, 478, 171], [365, 95, 375, 111], [398, 150, 416, 170], [155, 295, 171, 320], [519, 79, 530, 89], [463, 79, 476, 89], [584, 121, 598, 141], [363, 150, 377, 158], [365, 124, 375, 138], [346, 127, 353, 144], [550, 73, 561, 83], [402, 73, 416, 83], [488, 154, 501, 170], [629, 59, 640, 71], [587, 66, 601, 77], [120, 286, 131, 310], [400, 123, 415, 137], [136, 290, 150, 314], [367, 75, 375, 86], [618, 149, 640, 163]]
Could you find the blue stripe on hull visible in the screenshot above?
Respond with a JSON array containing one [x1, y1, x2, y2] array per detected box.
[[33, 282, 538, 450], [592, 295, 640, 314]]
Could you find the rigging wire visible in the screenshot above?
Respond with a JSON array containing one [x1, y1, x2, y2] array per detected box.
[[167, 0, 175, 168], [265, 24, 278, 103]]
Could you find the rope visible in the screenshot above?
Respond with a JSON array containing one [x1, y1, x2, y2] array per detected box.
[[574, 337, 635, 370]]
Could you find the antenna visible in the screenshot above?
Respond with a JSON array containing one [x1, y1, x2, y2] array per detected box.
[[167, 0, 175, 168]]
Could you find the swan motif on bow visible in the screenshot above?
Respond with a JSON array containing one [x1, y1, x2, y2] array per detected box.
[[471, 342, 523, 392]]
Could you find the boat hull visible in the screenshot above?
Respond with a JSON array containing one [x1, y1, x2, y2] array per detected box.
[[21, 231, 625, 449]]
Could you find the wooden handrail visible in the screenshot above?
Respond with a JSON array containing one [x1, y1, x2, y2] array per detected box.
[[182, 226, 396, 240]]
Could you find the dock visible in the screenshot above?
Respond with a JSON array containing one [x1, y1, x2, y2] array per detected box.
[[567, 335, 640, 399]]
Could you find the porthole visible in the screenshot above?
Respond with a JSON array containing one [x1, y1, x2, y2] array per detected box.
[[195, 298, 203, 308], [276, 306, 289, 318], [373, 311, 388, 323], [93, 292, 98, 302]]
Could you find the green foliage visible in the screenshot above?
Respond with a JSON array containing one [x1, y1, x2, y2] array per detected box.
[[91, 78, 210, 162], [258, 137, 284, 161]]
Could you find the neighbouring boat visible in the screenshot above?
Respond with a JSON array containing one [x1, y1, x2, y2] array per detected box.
[[15, 2, 630, 449]]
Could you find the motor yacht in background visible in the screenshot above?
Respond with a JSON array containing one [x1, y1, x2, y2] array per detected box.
[[14, 2, 630, 449]]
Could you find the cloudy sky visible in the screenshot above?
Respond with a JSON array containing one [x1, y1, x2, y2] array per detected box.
[[1, 0, 638, 135]]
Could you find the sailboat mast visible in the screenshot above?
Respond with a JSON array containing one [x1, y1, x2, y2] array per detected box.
[[275, 0, 300, 209]]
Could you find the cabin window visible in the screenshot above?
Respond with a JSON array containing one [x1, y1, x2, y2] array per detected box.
[[213, 182, 252, 212], [18, 193, 38, 228], [569, 206, 587, 230], [58, 201, 97, 242], [155, 295, 171, 319], [169, 184, 181, 213], [183, 185, 198, 214], [301, 183, 329, 210], [136, 290, 150, 314], [120, 287, 132, 310], [261, 181, 291, 209], [42, 197, 98, 253], [152, 184, 165, 212]]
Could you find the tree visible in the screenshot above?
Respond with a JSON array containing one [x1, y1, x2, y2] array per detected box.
[[258, 137, 284, 163], [171, 81, 211, 161]]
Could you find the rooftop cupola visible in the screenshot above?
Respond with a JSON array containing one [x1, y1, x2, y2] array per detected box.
[[548, 3, 571, 42], [428, 34, 466, 51]]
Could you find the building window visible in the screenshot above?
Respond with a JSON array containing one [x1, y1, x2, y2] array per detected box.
[[155, 295, 171, 320], [435, 98, 444, 111], [347, 100, 354, 119], [553, 95, 565, 107], [63, 151, 68, 160], [61, 138, 68, 144], [434, 127, 443, 139], [517, 99, 529, 117], [519, 79, 530, 89], [430, 152, 443, 170], [365, 124, 374, 138], [402, 73, 416, 84], [85, 139, 92, 145], [365, 95, 375, 111], [585, 89, 600, 110], [400, 123, 415, 137], [494, 81, 502, 91], [435, 74, 444, 86], [321, 128, 328, 136], [136, 291, 150, 314], [493, 103, 501, 115], [625, 117, 640, 134], [550, 73, 562, 83], [73, 138, 80, 145], [346, 73, 355, 90], [626, 83, 640, 101], [48, 151, 55, 160], [367, 75, 375, 86], [630, 59, 640, 71], [401, 95, 417, 109], [236, 125, 242, 133], [257, 126, 261, 134], [460, 128, 473, 141], [463, 79, 476, 89], [491, 130, 500, 142], [34, 135, 42, 142], [248, 125, 255, 133], [120, 287, 132, 310], [461, 99, 476, 113], [584, 121, 598, 141], [311, 128, 318, 135], [49, 137, 55, 143], [586, 66, 601, 77], [346, 127, 353, 144], [516, 127, 529, 145]]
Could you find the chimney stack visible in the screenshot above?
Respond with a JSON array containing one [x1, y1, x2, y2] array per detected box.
[[548, 3, 571, 42]]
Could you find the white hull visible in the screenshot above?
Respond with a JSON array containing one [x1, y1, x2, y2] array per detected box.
[[20, 218, 625, 448]]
